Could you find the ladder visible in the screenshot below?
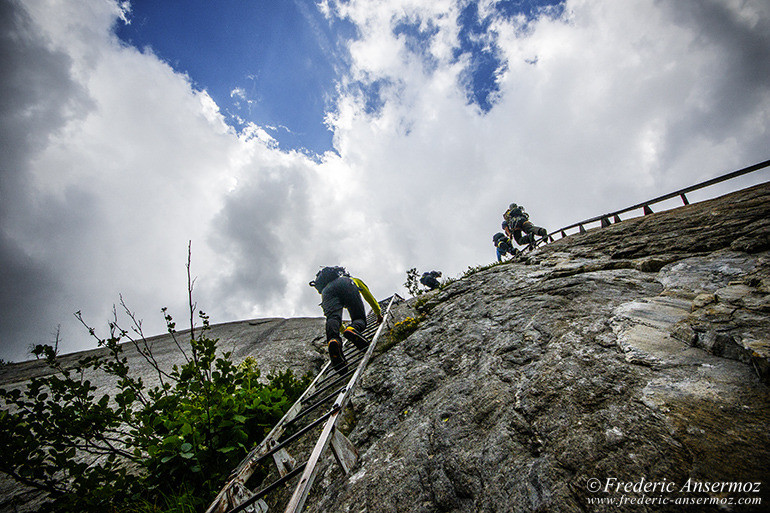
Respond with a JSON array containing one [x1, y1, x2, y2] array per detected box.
[[205, 295, 401, 513]]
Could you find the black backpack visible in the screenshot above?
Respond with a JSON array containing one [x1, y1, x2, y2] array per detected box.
[[506, 205, 529, 231], [309, 266, 348, 293]]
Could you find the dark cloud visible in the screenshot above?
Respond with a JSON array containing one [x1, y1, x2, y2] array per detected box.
[[208, 165, 312, 317], [664, 0, 770, 88], [658, 0, 770, 164], [0, 0, 92, 361], [0, 233, 68, 361]]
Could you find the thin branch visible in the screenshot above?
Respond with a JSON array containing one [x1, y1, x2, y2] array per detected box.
[[187, 241, 197, 341], [119, 295, 173, 388], [0, 467, 67, 496]]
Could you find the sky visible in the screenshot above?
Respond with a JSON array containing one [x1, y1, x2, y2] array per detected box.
[[1, 0, 769, 362]]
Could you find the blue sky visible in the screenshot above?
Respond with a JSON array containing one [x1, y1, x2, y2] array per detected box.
[[2, 0, 769, 361], [116, 0, 354, 154]]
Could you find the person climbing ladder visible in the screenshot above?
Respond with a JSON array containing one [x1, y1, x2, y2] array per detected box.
[[309, 266, 382, 375]]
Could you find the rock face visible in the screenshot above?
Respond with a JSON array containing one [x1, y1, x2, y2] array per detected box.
[[0, 317, 328, 388], [309, 182, 770, 513], [1, 182, 769, 513]]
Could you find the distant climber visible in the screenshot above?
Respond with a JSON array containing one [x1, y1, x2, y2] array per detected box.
[[419, 270, 442, 290], [493, 233, 518, 261], [502, 203, 548, 248], [309, 266, 382, 375]]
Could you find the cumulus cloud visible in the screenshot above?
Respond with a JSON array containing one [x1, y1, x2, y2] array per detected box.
[[1, 0, 768, 361]]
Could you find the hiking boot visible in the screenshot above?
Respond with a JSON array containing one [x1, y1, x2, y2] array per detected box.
[[328, 338, 348, 375], [343, 326, 370, 351]]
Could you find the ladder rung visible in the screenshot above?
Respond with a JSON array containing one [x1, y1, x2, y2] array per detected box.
[[228, 463, 307, 513], [307, 361, 353, 394], [251, 409, 335, 468], [261, 412, 334, 466], [309, 350, 365, 391], [290, 384, 347, 425], [303, 369, 356, 405]]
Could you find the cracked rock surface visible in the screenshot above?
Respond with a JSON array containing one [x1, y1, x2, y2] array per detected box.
[[310, 183, 769, 513]]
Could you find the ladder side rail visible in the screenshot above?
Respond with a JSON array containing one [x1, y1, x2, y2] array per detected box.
[[283, 296, 397, 513]]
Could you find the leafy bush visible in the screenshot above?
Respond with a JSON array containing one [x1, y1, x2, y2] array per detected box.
[[404, 267, 422, 297], [0, 256, 311, 512]]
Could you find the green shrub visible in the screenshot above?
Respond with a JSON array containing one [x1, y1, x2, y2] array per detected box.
[[0, 252, 311, 512]]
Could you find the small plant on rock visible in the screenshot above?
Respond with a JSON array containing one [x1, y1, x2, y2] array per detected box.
[[384, 316, 422, 351]]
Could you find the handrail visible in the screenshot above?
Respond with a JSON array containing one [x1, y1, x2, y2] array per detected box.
[[536, 158, 770, 245]]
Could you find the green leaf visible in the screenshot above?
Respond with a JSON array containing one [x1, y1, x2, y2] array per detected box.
[[162, 434, 180, 446]]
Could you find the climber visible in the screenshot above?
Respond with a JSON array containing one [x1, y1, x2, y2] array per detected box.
[[502, 203, 548, 248], [419, 270, 442, 290], [493, 232, 518, 261], [309, 266, 382, 375]]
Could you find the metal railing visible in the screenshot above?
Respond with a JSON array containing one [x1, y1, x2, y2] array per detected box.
[[536, 158, 770, 246]]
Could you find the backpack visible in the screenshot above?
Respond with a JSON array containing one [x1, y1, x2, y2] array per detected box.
[[310, 266, 348, 293], [505, 204, 529, 231]]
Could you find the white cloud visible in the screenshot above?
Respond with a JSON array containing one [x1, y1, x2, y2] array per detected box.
[[2, 0, 769, 361]]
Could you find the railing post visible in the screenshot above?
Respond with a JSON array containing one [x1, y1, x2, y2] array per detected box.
[[680, 193, 689, 205], [601, 217, 611, 228], [579, 224, 586, 233], [613, 214, 621, 223], [643, 205, 654, 215]]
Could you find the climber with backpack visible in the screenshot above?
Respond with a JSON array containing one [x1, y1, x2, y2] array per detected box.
[[309, 266, 383, 375], [502, 203, 548, 249], [493, 232, 518, 261], [419, 270, 442, 290]]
